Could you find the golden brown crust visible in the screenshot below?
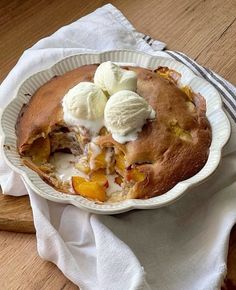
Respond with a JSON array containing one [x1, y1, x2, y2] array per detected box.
[[16, 65, 211, 200], [16, 64, 98, 154]]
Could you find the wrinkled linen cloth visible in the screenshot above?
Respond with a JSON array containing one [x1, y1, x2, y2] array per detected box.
[[0, 4, 236, 290]]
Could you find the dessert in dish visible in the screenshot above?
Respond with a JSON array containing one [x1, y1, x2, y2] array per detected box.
[[16, 61, 212, 203]]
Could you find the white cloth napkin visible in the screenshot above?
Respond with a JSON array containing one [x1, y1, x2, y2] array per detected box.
[[0, 4, 236, 290]]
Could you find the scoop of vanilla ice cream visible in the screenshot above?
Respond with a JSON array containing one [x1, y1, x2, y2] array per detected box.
[[62, 82, 107, 135], [104, 90, 156, 143], [63, 82, 107, 120], [94, 61, 137, 95]]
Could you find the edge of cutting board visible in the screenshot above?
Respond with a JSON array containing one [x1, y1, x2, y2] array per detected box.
[[0, 194, 35, 233]]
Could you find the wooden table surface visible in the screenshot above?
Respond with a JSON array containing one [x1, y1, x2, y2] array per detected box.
[[0, 0, 236, 289]]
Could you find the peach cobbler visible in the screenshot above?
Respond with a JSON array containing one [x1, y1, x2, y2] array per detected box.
[[16, 61, 211, 202]]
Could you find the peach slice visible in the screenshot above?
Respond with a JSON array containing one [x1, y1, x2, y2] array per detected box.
[[181, 86, 193, 101], [95, 151, 107, 169], [78, 181, 106, 202], [29, 137, 50, 164], [72, 176, 88, 191], [126, 168, 146, 183], [115, 153, 126, 172], [72, 176, 106, 202], [90, 170, 109, 188], [156, 67, 181, 84], [88, 147, 107, 170]]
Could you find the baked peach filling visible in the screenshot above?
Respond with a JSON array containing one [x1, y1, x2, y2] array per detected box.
[[72, 176, 106, 202], [71, 142, 146, 201], [24, 128, 147, 202], [26, 136, 50, 165], [115, 151, 126, 173], [156, 67, 181, 84]]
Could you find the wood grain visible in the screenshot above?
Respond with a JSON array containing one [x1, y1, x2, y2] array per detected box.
[[0, 0, 235, 289], [0, 231, 78, 289], [0, 194, 35, 233], [1, 0, 236, 84]]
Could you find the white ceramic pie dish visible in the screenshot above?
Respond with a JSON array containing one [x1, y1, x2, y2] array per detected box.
[[0, 50, 231, 214]]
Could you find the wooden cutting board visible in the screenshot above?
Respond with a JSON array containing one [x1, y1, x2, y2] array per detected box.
[[0, 193, 35, 233], [0, 192, 236, 286]]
